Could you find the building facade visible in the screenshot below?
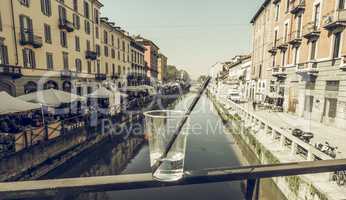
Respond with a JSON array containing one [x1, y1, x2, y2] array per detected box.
[[251, 0, 346, 129], [157, 53, 167, 83], [0, 0, 161, 97], [135, 36, 159, 81]]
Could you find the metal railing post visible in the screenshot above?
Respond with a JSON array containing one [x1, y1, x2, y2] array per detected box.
[[245, 179, 260, 200]]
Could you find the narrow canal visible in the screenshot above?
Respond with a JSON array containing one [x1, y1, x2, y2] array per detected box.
[[43, 93, 282, 200]]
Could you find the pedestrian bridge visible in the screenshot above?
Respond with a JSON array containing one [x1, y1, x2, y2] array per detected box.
[[1, 159, 346, 200]]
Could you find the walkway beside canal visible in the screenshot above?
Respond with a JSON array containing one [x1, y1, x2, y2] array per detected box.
[[210, 92, 346, 200]]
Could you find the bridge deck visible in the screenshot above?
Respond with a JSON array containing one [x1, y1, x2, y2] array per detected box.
[[1, 159, 346, 199]]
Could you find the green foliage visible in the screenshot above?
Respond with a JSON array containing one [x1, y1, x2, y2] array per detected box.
[[166, 65, 191, 82]]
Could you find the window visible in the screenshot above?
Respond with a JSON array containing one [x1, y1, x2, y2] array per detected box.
[[19, 15, 33, 33], [105, 63, 109, 74], [44, 24, 52, 44], [326, 81, 340, 91], [332, 32, 341, 59], [41, 0, 51, 16], [339, 0, 346, 9], [275, 4, 280, 21], [304, 96, 314, 113], [23, 48, 35, 68], [0, 42, 9, 65], [87, 60, 91, 73], [296, 15, 302, 36], [75, 36, 80, 51], [284, 23, 288, 42], [86, 40, 91, 51], [286, 0, 290, 12], [294, 47, 299, 65], [313, 4, 321, 28], [63, 52, 69, 70], [94, 9, 99, 24], [310, 40, 317, 60], [282, 52, 286, 66], [111, 35, 114, 46], [60, 31, 68, 48], [111, 49, 115, 58], [84, 20, 90, 34], [96, 60, 100, 73], [73, 14, 80, 29], [104, 31, 108, 44], [19, 0, 30, 7], [58, 5, 66, 21], [104, 46, 109, 57], [96, 45, 100, 56], [73, 0, 78, 12], [0, 12, 2, 32], [326, 98, 338, 118], [75, 59, 82, 72], [46, 52, 53, 70], [84, 1, 90, 19], [96, 27, 99, 39]]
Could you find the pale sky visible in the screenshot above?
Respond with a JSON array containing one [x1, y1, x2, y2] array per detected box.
[[101, 0, 263, 79]]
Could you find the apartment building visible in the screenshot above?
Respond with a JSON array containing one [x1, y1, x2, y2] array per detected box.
[[130, 38, 146, 76], [157, 53, 167, 83], [251, 0, 346, 129], [250, 0, 275, 102], [0, 0, 106, 96], [135, 36, 159, 81]]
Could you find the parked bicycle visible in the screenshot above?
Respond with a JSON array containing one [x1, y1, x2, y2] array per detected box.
[[331, 170, 346, 186]]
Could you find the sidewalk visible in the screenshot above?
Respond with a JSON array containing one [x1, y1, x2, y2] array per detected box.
[[217, 96, 346, 199], [219, 97, 346, 158]]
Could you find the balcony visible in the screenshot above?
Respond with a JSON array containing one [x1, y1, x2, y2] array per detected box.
[[59, 18, 74, 32], [61, 70, 77, 80], [340, 55, 346, 71], [290, 0, 305, 15], [302, 22, 321, 40], [272, 66, 287, 80], [323, 9, 346, 31], [268, 42, 278, 55], [276, 38, 288, 51], [296, 61, 319, 81], [85, 50, 97, 60], [19, 30, 43, 48], [0, 64, 22, 79], [95, 73, 107, 81], [273, 0, 280, 4], [288, 31, 303, 46]]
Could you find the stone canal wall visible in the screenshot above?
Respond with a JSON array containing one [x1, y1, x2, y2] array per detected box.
[[207, 91, 334, 200], [0, 95, 183, 182]]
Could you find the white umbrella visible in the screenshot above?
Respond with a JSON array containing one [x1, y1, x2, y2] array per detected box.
[[0, 92, 42, 115], [18, 89, 85, 107], [88, 87, 114, 99]]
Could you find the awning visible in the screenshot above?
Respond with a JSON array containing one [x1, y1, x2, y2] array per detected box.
[[18, 89, 85, 107], [0, 92, 41, 116], [88, 87, 114, 99]]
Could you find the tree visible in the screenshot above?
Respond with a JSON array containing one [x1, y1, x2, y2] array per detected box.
[[197, 75, 208, 83]]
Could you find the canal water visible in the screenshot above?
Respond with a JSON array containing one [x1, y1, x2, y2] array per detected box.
[[43, 93, 274, 200]]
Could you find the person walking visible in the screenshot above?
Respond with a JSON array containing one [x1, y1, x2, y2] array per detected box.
[[252, 100, 257, 111]]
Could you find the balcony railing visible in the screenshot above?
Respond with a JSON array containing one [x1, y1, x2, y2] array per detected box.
[[59, 18, 75, 32], [276, 37, 288, 51], [272, 66, 287, 79], [296, 61, 319, 81], [61, 70, 77, 80], [111, 74, 119, 80], [340, 55, 346, 71], [288, 31, 303, 46], [95, 73, 107, 81], [323, 9, 346, 31], [19, 30, 43, 48], [0, 64, 22, 79], [267, 40, 279, 55], [290, 0, 305, 15], [85, 50, 98, 60], [302, 22, 321, 40]]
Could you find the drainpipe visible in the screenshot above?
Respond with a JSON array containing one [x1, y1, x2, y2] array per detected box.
[[10, 0, 19, 65]]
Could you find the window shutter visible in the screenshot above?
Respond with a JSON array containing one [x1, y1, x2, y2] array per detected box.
[[23, 49, 28, 67]]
